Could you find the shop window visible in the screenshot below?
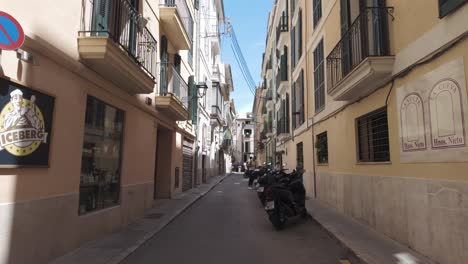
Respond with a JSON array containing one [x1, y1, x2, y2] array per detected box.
[[316, 132, 328, 164], [79, 96, 124, 215], [439, 0, 468, 17], [357, 107, 390, 162]]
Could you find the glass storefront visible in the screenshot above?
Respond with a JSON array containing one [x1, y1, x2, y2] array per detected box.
[[78, 96, 124, 215]]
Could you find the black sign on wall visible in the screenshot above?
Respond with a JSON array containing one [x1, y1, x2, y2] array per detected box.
[[0, 78, 54, 167]]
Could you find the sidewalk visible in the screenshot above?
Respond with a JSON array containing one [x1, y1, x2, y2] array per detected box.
[[51, 174, 230, 264], [306, 199, 436, 264]]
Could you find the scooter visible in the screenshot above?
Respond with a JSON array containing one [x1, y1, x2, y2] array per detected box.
[[264, 169, 308, 230]]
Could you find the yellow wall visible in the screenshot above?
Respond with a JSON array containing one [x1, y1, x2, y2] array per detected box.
[[314, 41, 468, 181]]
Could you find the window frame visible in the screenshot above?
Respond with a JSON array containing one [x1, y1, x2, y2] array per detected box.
[[79, 96, 125, 216], [313, 0, 322, 29], [439, 0, 468, 17], [313, 39, 325, 113], [355, 107, 390, 163], [316, 131, 328, 164], [296, 142, 304, 168]]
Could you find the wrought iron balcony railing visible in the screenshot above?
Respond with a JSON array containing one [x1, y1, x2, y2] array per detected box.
[[326, 7, 393, 92], [160, 0, 194, 43], [159, 64, 188, 108], [276, 11, 289, 43], [80, 0, 158, 79]]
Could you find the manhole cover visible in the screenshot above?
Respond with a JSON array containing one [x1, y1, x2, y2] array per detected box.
[[145, 213, 164, 219]]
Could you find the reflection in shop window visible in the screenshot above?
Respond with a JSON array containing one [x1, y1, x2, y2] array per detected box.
[[79, 96, 124, 215]]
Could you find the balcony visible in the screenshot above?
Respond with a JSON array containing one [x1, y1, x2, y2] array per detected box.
[[327, 7, 394, 101], [159, 0, 193, 50], [155, 64, 189, 121], [276, 11, 288, 43], [210, 105, 223, 126], [78, 0, 157, 94], [276, 53, 288, 94]]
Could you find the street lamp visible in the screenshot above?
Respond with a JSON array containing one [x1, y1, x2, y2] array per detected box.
[[195, 82, 209, 98]]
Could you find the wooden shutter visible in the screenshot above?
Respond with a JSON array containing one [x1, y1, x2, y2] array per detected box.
[[292, 83, 296, 129], [298, 9, 303, 60], [92, 0, 110, 33], [286, 93, 290, 133], [160, 36, 169, 94], [299, 70, 304, 124], [194, 0, 200, 10], [291, 27, 296, 69]]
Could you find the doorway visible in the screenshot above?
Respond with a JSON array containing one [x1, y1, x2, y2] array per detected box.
[[154, 128, 173, 199]]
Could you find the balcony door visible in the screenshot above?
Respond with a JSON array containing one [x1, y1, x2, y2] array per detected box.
[[127, 0, 140, 56], [160, 36, 169, 94]]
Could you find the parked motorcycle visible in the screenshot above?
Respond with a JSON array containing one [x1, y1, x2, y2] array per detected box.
[[264, 168, 308, 230]]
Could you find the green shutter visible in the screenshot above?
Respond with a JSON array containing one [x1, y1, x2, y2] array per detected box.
[[298, 9, 302, 60], [439, 0, 468, 17], [92, 0, 110, 34], [194, 0, 200, 10], [292, 83, 296, 129], [188, 76, 198, 125]]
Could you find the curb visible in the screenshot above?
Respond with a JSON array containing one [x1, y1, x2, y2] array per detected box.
[[108, 174, 231, 264], [305, 200, 366, 264]]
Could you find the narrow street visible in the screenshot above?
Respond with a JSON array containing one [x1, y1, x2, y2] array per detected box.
[[121, 173, 356, 264]]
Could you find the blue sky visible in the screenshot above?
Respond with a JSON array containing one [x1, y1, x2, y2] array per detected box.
[[221, 0, 272, 116]]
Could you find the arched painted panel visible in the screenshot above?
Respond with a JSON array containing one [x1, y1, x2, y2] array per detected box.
[[429, 79, 466, 149], [401, 93, 426, 151]]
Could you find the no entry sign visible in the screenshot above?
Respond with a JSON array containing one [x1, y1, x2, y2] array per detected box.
[[0, 11, 24, 50]]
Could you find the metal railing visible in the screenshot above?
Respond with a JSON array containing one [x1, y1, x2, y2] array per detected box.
[[79, 0, 157, 79], [326, 7, 393, 92], [159, 64, 188, 108], [211, 105, 222, 119], [276, 11, 289, 43], [160, 0, 194, 43]]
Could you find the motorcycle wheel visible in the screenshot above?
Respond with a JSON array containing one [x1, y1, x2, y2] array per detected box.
[[269, 204, 287, 230]]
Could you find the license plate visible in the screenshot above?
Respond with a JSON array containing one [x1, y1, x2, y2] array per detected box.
[[265, 201, 275, 210], [257, 186, 264, 192]]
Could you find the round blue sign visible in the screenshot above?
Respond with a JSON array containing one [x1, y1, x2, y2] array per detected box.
[[0, 11, 25, 50]]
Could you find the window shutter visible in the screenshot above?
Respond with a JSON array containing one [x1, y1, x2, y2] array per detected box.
[[93, 0, 110, 32], [188, 75, 198, 124], [292, 83, 296, 129], [160, 36, 169, 94], [194, 0, 200, 10], [298, 9, 303, 60], [281, 46, 288, 81], [299, 70, 304, 124], [286, 93, 290, 133], [291, 28, 296, 70]]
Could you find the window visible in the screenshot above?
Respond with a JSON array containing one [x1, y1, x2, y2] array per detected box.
[[292, 70, 305, 129], [439, 0, 468, 17], [357, 108, 390, 162], [245, 141, 250, 153], [79, 96, 124, 215], [314, 39, 325, 112], [313, 0, 322, 28], [316, 132, 328, 164], [296, 142, 303, 168], [244, 129, 252, 137]]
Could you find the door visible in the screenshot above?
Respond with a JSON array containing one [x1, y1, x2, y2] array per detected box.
[[182, 139, 194, 192], [202, 155, 207, 183]]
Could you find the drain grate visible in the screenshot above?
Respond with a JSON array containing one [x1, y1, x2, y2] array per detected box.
[[145, 213, 164, 219]]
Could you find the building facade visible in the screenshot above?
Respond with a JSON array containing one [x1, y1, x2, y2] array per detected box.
[[233, 113, 255, 169], [0, 0, 231, 263], [258, 0, 468, 263]]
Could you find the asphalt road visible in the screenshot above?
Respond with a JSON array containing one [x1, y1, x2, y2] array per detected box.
[[121, 173, 357, 264]]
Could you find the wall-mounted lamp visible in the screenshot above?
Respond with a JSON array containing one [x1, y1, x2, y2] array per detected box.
[[196, 82, 209, 98]]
